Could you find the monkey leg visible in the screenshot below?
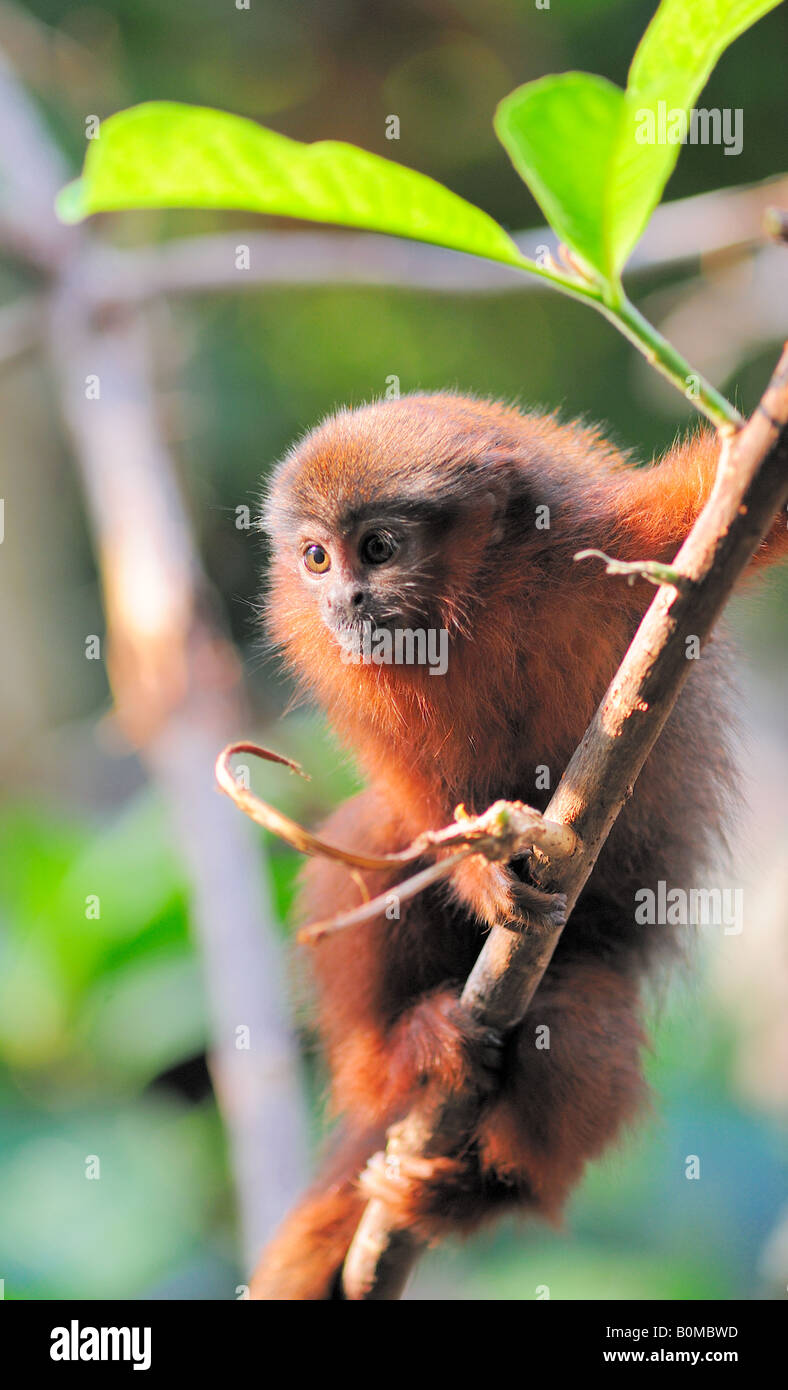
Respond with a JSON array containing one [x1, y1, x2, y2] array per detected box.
[[343, 988, 514, 1238], [477, 957, 650, 1218], [252, 963, 646, 1294], [248, 985, 501, 1299], [359, 959, 648, 1236]]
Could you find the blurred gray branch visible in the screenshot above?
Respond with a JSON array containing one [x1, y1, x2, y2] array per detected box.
[[0, 44, 309, 1272], [3, 146, 783, 370], [0, 293, 45, 367], [84, 174, 788, 303]]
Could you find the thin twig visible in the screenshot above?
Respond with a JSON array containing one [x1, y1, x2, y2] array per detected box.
[[216, 741, 578, 873], [215, 742, 580, 946], [574, 548, 693, 591]]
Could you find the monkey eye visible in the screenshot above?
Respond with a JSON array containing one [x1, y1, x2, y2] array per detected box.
[[359, 531, 397, 566], [303, 543, 331, 574]]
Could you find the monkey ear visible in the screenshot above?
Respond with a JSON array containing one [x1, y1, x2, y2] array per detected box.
[[478, 488, 506, 546], [442, 485, 508, 597], [454, 483, 508, 553]]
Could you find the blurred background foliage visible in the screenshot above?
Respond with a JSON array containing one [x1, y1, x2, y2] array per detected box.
[[0, 0, 786, 1300]]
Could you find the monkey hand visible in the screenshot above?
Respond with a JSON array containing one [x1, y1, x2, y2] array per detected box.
[[385, 989, 505, 1108], [451, 855, 567, 934], [506, 870, 568, 933]]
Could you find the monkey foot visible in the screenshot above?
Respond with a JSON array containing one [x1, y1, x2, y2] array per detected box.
[[359, 1143, 487, 1235]]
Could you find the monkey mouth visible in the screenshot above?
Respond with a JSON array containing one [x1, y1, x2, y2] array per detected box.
[[329, 618, 365, 656], [327, 614, 451, 681], [328, 615, 394, 657]]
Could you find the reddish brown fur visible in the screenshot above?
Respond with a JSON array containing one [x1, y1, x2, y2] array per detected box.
[[252, 394, 787, 1299]]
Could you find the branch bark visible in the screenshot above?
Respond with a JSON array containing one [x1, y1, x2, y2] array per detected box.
[[341, 343, 788, 1300]]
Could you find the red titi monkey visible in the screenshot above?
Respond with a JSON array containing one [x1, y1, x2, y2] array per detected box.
[[251, 393, 787, 1299]]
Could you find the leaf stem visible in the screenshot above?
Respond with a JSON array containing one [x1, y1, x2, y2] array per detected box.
[[598, 291, 744, 431], [510, 258, 742, 433]]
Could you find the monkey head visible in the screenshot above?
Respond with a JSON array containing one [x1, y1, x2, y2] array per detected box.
[[262, 395, 523, 674]]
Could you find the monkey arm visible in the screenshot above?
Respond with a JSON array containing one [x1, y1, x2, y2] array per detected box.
[[613, 430, 788, 572]]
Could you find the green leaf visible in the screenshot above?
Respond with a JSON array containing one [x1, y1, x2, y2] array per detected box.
[[495, 0, 782, 286], [495, 73, 623, 282], [609, 0, 783, 278], [57, 100, 526, 269]]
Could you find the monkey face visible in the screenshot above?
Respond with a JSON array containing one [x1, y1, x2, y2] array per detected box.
[[285, 508, 447, 655]]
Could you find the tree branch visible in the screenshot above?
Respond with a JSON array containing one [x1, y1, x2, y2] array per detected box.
[[0, 42, 310, 1273], [0, 293, 45, 369], [21, 174, 786, 306], [341, 342, 788, 1300]]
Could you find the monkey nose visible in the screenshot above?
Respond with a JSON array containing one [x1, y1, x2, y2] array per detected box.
[[327, 585, 366, 620]]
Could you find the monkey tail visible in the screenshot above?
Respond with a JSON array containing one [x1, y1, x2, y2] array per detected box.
[[249, 1127, 382, 1300]]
